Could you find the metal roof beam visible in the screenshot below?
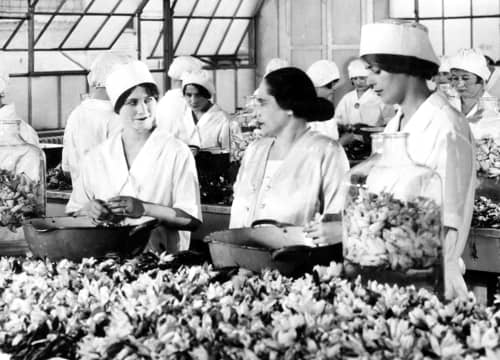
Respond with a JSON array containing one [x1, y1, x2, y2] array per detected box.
[[2, 19, 25, 50], [193, 0, 222, 55], [173, 0, 200, 54]]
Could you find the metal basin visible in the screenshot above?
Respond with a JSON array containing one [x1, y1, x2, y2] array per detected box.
[[23, 216, 156, 261]]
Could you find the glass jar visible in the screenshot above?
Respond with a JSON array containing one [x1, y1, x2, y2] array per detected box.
[[342, 132, 444, 296], [0, 120, 46, 253]]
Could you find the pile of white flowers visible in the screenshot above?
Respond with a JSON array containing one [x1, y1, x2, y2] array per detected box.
[[0, 255, 499, 359]]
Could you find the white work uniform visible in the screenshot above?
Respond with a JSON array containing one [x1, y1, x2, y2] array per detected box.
[[0, 103, 39, 145], [335, 88, 391, 127], [177, 103, 231, 149], [230, 130, 349, 228], [66, 129, 202, 253], [155, 88, 188, 134], [385, 92, 476, 299], [62, 99, 121, 183], [449, 90, 497, 119], [308, 118, 339, 140]]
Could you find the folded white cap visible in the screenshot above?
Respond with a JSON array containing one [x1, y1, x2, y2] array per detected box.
[[265, 58, 289, 75], [359, 20, 439, 65], [306, 59, 340, 87], [87, 52, 132, 88], [0, 54, 9, 94], [449, 48, 491, 81], [182, 70, 215, 96], [348, 59, 369, 78], [168, 56, 204, 81], [105, 60, 157, 109], [438, 55, 451, 73]]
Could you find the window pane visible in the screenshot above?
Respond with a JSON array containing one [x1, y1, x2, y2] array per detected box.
[[88, 0, 120, 13], [176, 19, 210, 55], [115, 0, 143, 14], [444, 19, 471, 55], [35, 0, 66, 12], [90, 16, 132, 48], [0, 20, 23, 48], [59, 1, 86, 12], [63, 15, 107, 48], [443, 0, 470, 17], [389, 0, 414, 18], [473, 18, 500, 61], [197, 19, 231, 55], [36, 16, 80, 49], [237, 0, 261, 17], [192, 0, 220, 16], [214, 0, 241, 16], [173, 0, 198, 16], [5, 20, 27, 49], [419, 0, 442, 17], [173, 18, 188, 48], [2, 51, 27, 74], [219, 19, 249, 54], [473, 0, 500, 16], [420, 20, 443, 56], [140, 21, 163, 58], [142, 1, 163, 16]]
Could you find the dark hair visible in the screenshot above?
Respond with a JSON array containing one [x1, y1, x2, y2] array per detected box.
[[114, 82, 159, 114], [484, 55, 495, 66], [182, 83, 211, 99], [324, 79, 339, 89], [361, 54, 438, 80], [264, 67, 334, 122]]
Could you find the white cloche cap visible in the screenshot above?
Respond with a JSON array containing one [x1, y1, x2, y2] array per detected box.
[[449, 48, 491, 81], [348, 58, 369, 78], [306, 59, 340, 87], [105, 60, 157, 110], [87, 52, 132, 88], [359, 20, 439, 65], [265, 58, 289, 75], [167, 56, 204, 81], [182, 70, 215, 96]]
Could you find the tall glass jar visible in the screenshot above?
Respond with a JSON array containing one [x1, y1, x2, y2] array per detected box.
[[0, 120, 46, 254], [342, 132, 444, 297]]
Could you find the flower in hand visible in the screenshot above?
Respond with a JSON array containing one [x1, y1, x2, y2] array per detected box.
[[106, 196, 146, 218]]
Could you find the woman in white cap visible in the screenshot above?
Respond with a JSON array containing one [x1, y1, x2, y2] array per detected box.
[[448, 49, 496, 127], [335, 58, 395, 145], [62, 52, 130, 183], [306, 59, 341, 140], [155, 56, 203, 133], [360, 20, 475, 299], [66, 60, 202, 253], [0, 54, 38, 145], [178, 70, 231, 150], [230, 67, 349, 229]]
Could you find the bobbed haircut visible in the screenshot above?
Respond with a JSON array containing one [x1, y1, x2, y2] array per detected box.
[[264, 67, 334, 122], [361, 54, 438, 80], [182, 83, 211, 99], [114, 82, 159, 114]]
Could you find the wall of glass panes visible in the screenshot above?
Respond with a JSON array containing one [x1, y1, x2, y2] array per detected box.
[[390, 0, 500, 61]]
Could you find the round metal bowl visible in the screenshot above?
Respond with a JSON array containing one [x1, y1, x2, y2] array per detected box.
[[23, 216, 156, 261]]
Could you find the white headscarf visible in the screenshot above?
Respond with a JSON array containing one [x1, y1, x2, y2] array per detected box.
[[182, 70, 215, 96], [265, 58, 289, 75], [348, 58, 369, 78], [168, 56, 204, 81], [306, 60, 340, 87], [87, 52, 132, 88], [359, 20, 439, 65], [105, 60, 157, 110], [449, 48, 491, 81]]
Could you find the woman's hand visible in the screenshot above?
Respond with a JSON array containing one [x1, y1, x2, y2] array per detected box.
[[303, 213, 343, 246], [106, 196, 146, 218], [82, 199, 112, 221]]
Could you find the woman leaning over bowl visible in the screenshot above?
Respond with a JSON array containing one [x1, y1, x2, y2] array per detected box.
[[66, 60, 202, 253], [229, 67, 349, 231]]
